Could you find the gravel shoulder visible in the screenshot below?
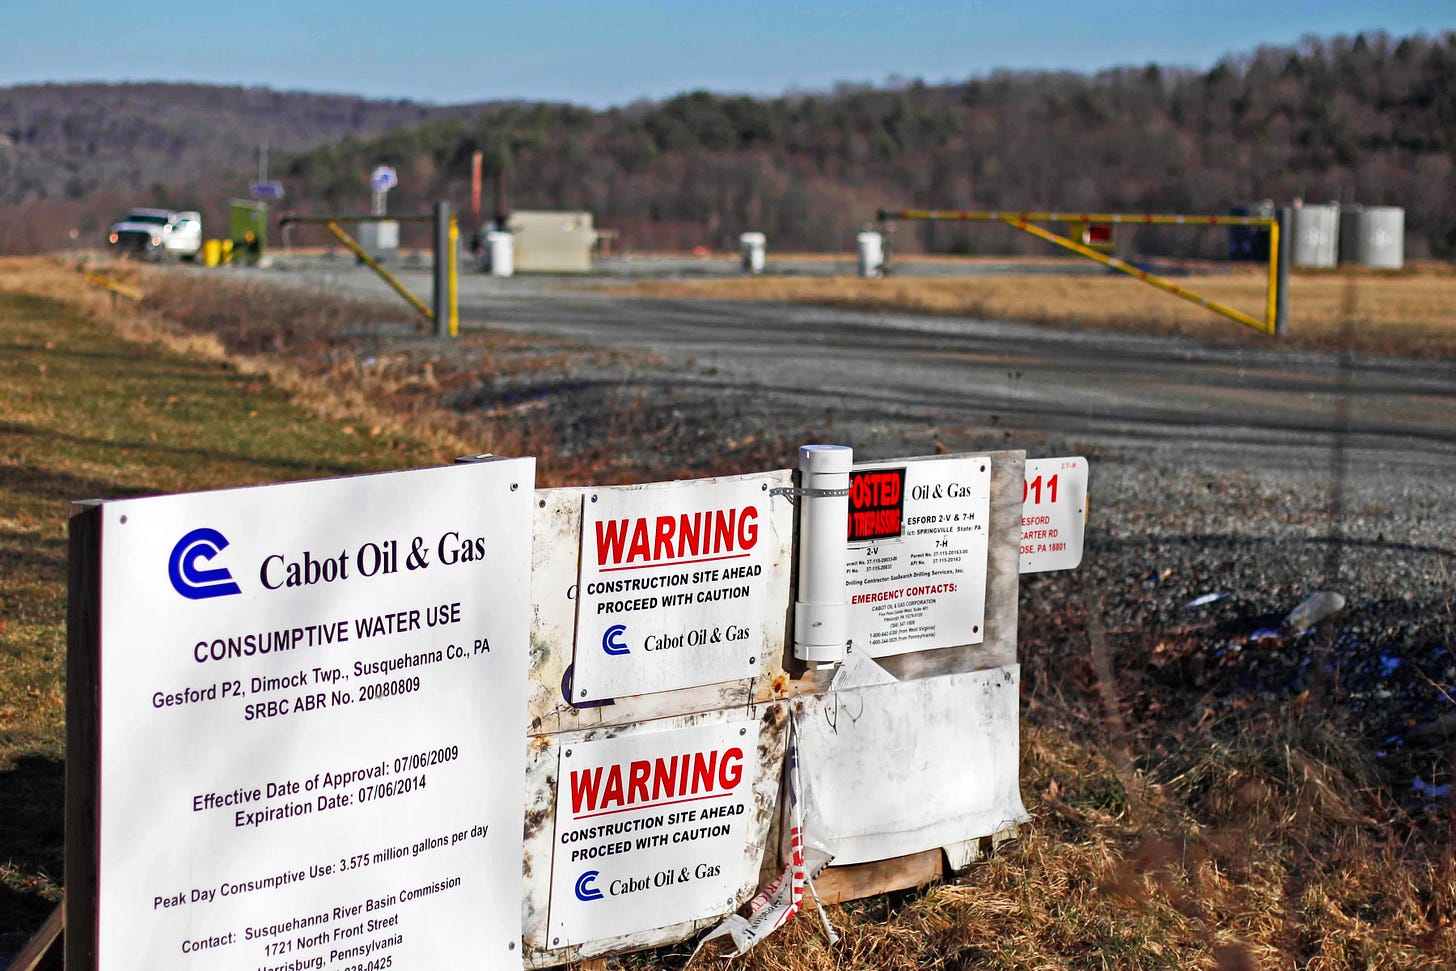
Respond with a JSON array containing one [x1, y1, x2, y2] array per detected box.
[[184, 263, 1456, 813]]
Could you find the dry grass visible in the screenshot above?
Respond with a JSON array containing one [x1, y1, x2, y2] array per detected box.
[[616, 262, 1456, 358], [645, 714, 1454, 970]]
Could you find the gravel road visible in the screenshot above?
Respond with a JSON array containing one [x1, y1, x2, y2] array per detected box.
[[242, 261, 1456, 809]]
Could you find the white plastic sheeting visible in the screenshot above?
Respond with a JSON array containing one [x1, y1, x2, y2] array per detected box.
[[794, 665, 1028, 866]]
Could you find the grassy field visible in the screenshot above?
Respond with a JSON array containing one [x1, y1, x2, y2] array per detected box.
[[618, 262, 1456, 359], [2, 257, 1454, 968]]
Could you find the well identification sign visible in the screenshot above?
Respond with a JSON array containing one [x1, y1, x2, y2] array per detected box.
[[1019, 457, 1088, 573], [844, 455, 991, 656]]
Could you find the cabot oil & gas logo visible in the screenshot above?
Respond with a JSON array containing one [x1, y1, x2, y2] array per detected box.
[[167, 527, 242, 600], [602, 624, 630, 656], [574, 871, 604, 902]]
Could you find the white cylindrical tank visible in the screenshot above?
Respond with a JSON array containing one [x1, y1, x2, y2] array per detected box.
[[1293, 203, 1339, 268], [1352, 206, 1405, 269], [486, 231, 514, 278], [794, 444, 852, 665], [739, 232, 766, 275], [856, 231, 884, 278]]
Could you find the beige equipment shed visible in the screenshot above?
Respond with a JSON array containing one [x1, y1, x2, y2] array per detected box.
[[506, 210, 599, 273]]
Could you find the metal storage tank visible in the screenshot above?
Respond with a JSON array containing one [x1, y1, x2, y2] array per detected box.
[[486, 231, 514, 277], [1292, 203, 1339, 268], [1348, 206, 1405, 269]]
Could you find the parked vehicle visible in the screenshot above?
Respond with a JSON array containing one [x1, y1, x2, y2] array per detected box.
[[107, 208, 203, 260]]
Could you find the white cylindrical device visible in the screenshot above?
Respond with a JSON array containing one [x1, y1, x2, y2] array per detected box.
[[793, 444, 852, 664], [740, 232, 766, 275], [487, 231, 514, 277], [856, 231, 883, 278]]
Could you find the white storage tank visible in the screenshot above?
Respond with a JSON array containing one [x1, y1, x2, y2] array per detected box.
[[857, 231, 884, 278], [486, 231, 514, 278], [1347, 206, 1405, 269], [740, 232, 766, 275], [1292, 203, 1340, 268]]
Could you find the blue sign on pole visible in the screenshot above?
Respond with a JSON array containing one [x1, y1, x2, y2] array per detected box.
[[370, 166, 398, 192], [249, 181, 285, 200]]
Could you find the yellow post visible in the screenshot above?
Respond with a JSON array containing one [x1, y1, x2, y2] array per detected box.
[[1265, 217, 1281, 336], [448, 216, 459, 337]]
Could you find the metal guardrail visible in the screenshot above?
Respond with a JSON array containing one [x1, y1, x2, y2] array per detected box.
[[877, 208, 1288, 336], [277, 208, 459, 337]]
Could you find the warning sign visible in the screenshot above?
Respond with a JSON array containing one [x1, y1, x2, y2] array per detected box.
[[572, 475, 777, 702], [847, 467, 905, 542], [844, 455, 990, 657], [548, 719, 760, 946]]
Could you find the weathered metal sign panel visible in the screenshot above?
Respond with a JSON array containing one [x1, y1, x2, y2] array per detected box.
[[795, 665, 1027, 866], [525, 474, 794, 738], [1019, 456, 1088, 573], [91, 460, 534, 970], [572, 474, 782, 702], [845, 455, 991, 657], [547, 718, 763, 947], [521, 707, 788, 967]]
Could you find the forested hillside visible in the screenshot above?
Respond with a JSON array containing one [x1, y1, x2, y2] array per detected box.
[[3, 32, 1454, 258], [0, 84, 486, 252]]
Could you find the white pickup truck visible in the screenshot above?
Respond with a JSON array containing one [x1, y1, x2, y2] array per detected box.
[[107, 208, 203, 260]]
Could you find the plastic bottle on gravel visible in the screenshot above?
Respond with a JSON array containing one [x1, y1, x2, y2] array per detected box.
[[1283, 591, 1346, 634]]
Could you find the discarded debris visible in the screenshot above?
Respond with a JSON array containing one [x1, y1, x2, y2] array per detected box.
[[1184, 592, 1230, 609], [1283, 591, 1346, 635]]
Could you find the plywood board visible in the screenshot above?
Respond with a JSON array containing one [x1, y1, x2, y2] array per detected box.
[[812, 850, 943, 906]]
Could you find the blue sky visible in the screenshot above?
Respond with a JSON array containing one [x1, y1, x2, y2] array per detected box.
[[3, 0, 1451, 107]]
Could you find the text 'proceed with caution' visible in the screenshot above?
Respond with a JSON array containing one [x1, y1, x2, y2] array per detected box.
[[572, 475, 779, 701], [548, 719, 761, 946]]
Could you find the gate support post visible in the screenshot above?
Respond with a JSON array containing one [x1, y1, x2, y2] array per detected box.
[[433, 201, 452, 339], [1275, 207, 1292, 337]]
